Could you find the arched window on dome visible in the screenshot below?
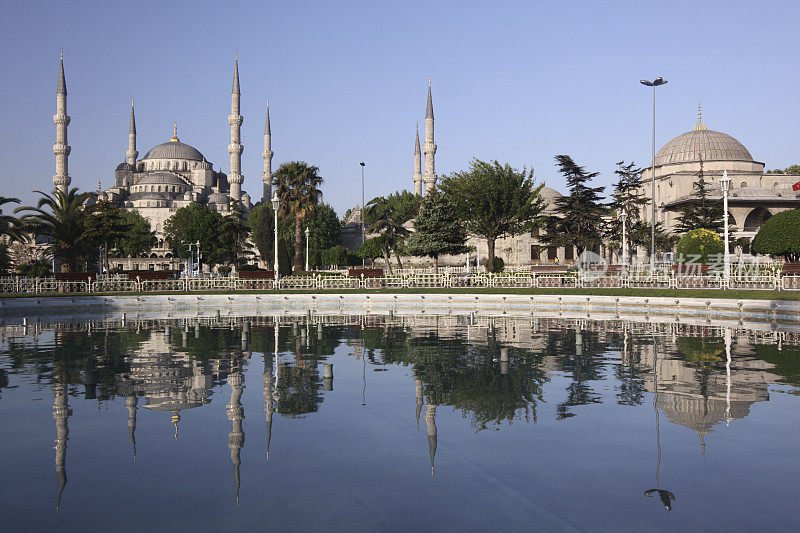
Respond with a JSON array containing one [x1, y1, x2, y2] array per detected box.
[[744, 207, 771, 232]]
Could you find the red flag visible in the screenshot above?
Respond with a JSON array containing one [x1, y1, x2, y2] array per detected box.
[[793, 181, 800, 191]]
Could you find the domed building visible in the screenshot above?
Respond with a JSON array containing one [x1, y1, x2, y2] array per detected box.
[[640, 108, 800, 248], [52, 53, 276, 271]]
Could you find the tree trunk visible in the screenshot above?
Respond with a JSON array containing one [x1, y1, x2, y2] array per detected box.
[[433, 255, 439, 274], [395, 252, 403, 271], [293, 213, 304, 272], [486, 238, 496, 272], [383, 250, 393, 275]]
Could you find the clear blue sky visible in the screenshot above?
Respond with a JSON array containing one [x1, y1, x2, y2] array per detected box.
[[1, 0, 797, 215]]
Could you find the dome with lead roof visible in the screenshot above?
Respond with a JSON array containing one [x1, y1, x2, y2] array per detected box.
[[142, 141, 205, 162], [654, 116, 753, 166]]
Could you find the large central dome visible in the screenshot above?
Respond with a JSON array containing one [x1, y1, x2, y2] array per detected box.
[[142, 141, 205, 161], [654, 121, 753, 166]]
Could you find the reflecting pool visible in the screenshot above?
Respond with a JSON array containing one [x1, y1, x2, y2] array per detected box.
[[2, 314, 800, 531]]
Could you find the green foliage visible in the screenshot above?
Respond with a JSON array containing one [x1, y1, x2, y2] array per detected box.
[[248, 203, 274, 261], [15, 259, 51, 278], [440, 159, 544, 272], [751, 208, 800, 262], [163, 203, 224, 267], [358, 236, 386, 261], [277, 238, 292, 276], [755, 344, 800, 389], [490, 256, 504, 273], [364, 194, 412, 273], [0, 196, 22, 243], [541, 155, 606, 257], [217, 265, 232, 276], [85, 200, 128, 273], [676, 228, 723, 263], [364, 190, 419, 227], [217, 200, 253, 267], [674, 161, 723, 234], [766, 164, 800, 175], [273, 161, 324, 272], [677, 336, 725, 362], [116, 210, 156, 258], [405, 187, 468, 271], [320, 245, 349, 268], [0, 243, 11, 276], [306, 203, 342, 267], [15, 188, 96, 273], [606, 161, 648, 254]]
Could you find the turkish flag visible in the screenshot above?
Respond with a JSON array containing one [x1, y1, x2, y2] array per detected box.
[[793, 181, 800, 191]]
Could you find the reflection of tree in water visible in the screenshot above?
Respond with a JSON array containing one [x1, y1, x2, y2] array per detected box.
[[755, 343, 800, 392], [677, 336, 726, 400], [276, 362, 322, 417], [615, 330, 648, 407], [548, 330, 609, 420], [372, 326, 548, 430]]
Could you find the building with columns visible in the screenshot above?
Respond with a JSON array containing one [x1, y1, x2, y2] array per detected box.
[[51, 52, 279, 269]]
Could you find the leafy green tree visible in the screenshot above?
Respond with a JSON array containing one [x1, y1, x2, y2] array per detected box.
[[163, 204, 223, 267], [541, 155, 606, 257], [116, 210, 156, 258], [364, 196, 411, 273], [0, 196, 22, 243], [440, 159, 544, 272], [766, 164, 800, 175], [277, 238, 292, 276], [273, 161, 324, 272], [248, 203, 275, 264], [606, 161, 648, 257], [0, 243, 11, 276], [405, 187, 468, 272], [364, 190, 419, 228], [676, 228, 723, 264], [85, 200, 127, 274], [15, 188, 96, 273], [751, 209, 800, 262], [320, 245, 348, 268], [217, 200, 253, 267], [306, 203, 342, 268], [674, 161, 723, 234], [357, 236, 385, 267]]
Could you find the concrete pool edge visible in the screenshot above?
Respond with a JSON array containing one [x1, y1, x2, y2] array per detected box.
[[1, 293, 798, 325]]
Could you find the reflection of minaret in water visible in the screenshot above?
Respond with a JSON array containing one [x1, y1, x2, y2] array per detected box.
[[127, 396, 138, 461], [263, 351, 274, 461], [53, 380, 71, 512], [425, 403, 437, 477], [227, 360, 245, 507], [415, 379, 423, 431]]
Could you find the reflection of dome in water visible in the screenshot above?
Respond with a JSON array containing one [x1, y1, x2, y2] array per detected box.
[[656, 394, 750, 434]]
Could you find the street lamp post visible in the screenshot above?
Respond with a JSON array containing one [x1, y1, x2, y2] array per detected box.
[[360, 161, 366, 267], [271, 192, 280, 285], [619, 211, 628, 267], [640, 77, 668, 273], [195, 240, 200, 276], [305, 226, 310, 272], [720, 170, 731, 286]]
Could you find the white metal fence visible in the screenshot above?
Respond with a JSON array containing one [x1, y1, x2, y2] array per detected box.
[[0, 270, 798, 295]]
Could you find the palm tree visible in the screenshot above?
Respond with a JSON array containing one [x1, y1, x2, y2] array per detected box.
[[15, 188, 96, 273], [0, 196, 22, 242], [272, 162, 323, 272], [365, 196, 410, 274]]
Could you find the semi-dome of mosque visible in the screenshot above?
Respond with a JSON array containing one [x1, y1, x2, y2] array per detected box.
[[136, 172, 188, 186], [206, 192, 230, 204], [142, 140, 206, 161], [654, 119, 753, 166]]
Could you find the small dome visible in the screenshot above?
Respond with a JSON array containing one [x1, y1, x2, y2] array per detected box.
[[655, 128, 753, 166], [116, 162, 134, 171], [142, 141, 205, 161], [136, 172, 188, 186], [538, 186, 562, 205], [206, 192, 229, 204]]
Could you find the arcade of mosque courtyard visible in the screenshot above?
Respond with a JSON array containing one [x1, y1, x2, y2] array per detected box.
[[40, 53, 800, 272]]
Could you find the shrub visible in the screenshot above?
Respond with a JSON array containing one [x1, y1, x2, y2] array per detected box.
[[320, 245, 348, 268], [751, 209, 800, 262], [676, 228, 723, 264], [486, 256, 504, 273], [217, 265, 232, 276]]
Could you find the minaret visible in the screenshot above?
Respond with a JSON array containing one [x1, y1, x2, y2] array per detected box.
[[126, 98, 138, 167], [425, 403, 437, 477], [227, 361, 245, 507], [261, 101, 273, 203], [53, 50, 71, 194], [126, 396, 138, 461], [53, 379, 72, 512], [413, 124, 422, 196], [228, 51, 244, 201], [422, 78, 437, 196]]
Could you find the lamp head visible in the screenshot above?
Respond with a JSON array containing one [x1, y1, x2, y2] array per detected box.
[[271, 191, 279, 210], [305, 227, 310, 237], [640, 80, 653, 87], [619, 211, 628, 222], [359, 161, 365, 167], [653, 77, 668, 86], [720, 170, 731, 192]]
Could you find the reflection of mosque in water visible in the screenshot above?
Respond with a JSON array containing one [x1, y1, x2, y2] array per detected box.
[[9, 314, 796, 510]]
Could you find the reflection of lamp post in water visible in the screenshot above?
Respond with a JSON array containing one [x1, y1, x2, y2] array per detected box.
[[645, 335, 675, 511], [724, 327, 733, 426]]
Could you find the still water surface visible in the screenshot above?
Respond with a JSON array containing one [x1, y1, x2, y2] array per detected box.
[[1, 314, 799, 531]]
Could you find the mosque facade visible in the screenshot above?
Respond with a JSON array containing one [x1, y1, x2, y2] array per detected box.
[[52, 53, 275, 270]]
